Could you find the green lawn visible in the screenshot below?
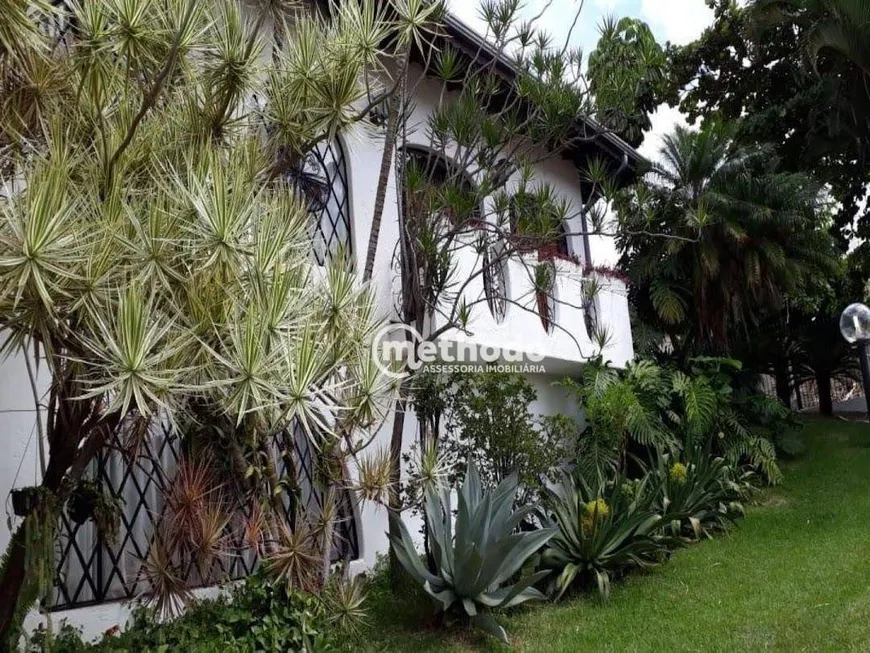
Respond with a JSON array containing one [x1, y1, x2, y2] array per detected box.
[[353, 418, 870, 652]]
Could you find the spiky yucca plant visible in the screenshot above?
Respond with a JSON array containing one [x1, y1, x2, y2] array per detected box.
[[0, 0, 427, 642]]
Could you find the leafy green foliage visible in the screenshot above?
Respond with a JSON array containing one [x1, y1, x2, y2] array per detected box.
[[1, 0, 422, 632], [411, 371, 572, 507], [539, 471, 674, 601], [588, 16, 671, 147], [616, 121, 839, 353], [561, 357, 786, 484], [388, 463, 555, 644], [560, 359, 674, 477], [670, 0, 870, 249], [25, 570, 347, 652]]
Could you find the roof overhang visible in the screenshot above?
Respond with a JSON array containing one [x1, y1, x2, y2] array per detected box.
[[425, 13, 646, 188]]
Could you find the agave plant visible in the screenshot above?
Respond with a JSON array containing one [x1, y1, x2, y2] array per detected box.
[[388, 462, 555, 644], [648, 444, 750, 540], [539, 470, 674, 601]]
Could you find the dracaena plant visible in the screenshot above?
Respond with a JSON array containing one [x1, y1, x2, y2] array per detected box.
[[0, 0, 431, 643], [388, 462, 555, 644], [539, 470, 674, 601]]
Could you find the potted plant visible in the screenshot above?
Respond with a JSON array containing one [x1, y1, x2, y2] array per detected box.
[[67, 480, 101, 525], [10, 487, 42, 517], [66, 480, 123, 544]]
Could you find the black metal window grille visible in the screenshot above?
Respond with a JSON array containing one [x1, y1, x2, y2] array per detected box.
[[483, 245, 507, 322], [290, 139, 352, 265], [51, 419, 359, 611]]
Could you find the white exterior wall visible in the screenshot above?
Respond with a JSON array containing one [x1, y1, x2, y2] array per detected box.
[[0, 64, 634, 645]]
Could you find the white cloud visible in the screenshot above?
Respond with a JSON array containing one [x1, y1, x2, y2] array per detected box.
[[639, 0, 713, 45], [639, 104, 689, 161], [593, 0, 622, 12]]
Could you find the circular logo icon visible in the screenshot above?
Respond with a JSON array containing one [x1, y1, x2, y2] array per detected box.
[[371, 323, 425, 380]]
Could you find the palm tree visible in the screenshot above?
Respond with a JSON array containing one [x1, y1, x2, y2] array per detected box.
[[618, 122, 838, 354]]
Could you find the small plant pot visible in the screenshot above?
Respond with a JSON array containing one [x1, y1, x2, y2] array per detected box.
[[67, 486, 99, 525], [10, 487, 40, 517]]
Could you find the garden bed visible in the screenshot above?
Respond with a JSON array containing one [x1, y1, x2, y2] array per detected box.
[[346, 418, 870, 652]]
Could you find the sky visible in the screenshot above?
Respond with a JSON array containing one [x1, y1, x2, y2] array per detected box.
[[446, 0, 716, 161]]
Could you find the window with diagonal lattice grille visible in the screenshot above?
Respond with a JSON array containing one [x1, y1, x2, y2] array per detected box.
[[51, 419, 358, 611], [289, 139, 352, 265]]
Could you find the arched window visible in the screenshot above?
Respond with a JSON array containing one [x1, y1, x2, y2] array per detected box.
[[292, 139, 352, 265], [509, 191, 570, 256], [399, 147, 481, 225]]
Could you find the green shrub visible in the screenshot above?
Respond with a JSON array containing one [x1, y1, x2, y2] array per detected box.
[[26, 571, 337, 652], [539, 471, 676, 601], [411, 371, 572, 507], [388, 462, 555, 644], [561, 356, 787, 483]]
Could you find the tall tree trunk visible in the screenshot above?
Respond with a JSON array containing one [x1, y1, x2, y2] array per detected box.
[[387, 380, 410, 590], [773, 360, 792, 408], [363, 50, 408, 283], [816, 371, 833, 417]]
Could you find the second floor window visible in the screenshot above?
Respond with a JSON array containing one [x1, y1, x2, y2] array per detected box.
[[508, 190, 570, 257]]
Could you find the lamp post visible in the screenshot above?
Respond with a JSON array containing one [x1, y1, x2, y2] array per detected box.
[[839, 303, 870, 418]]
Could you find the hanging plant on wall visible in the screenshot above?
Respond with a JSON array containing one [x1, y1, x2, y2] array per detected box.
[[66, 479, 123, 545]]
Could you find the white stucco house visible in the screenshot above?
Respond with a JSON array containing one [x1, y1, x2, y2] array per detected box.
[[0, 7, 641, 641]]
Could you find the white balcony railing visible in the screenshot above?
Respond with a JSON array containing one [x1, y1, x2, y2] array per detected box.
[[430, 247, 634, 373]]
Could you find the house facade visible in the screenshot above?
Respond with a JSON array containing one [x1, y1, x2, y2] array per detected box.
[[0, 10, 639, 641]]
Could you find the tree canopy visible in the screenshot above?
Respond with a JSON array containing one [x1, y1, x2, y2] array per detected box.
[[669, 0, 870, 250], [617, 122, 839, 354], [588, 16, 670, 147]]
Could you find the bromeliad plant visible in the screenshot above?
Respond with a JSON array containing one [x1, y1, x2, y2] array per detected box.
[[388, 462, 555, 644], [539, 470, 673, 601], [648, 444, 750, 540]]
